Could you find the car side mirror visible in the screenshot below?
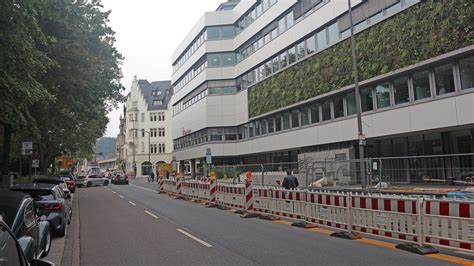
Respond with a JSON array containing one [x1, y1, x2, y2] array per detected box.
[[18, 236, 35, 262]]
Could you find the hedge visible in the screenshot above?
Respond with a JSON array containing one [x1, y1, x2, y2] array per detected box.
[[248, 0, 474, 117]]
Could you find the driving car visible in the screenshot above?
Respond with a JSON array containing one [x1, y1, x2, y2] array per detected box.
[[111, 171, 129, 185], [79, 174, 109, 187], [0, 218, 54, 266], [0, 191, 52, 260], [33, 178, 72, 198], [11, 184, 72, 237]]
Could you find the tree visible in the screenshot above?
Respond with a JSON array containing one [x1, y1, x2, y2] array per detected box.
[[32, 0, 124, 174], [0, 0, 53, 186]]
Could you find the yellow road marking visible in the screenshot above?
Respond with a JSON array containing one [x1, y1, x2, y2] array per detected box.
[[274, 220, 293, 226], [426, 253, 474, 265], [306, 228, 333, 235], [356, 238, 396, 249]]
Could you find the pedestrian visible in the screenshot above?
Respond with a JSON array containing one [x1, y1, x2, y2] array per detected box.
[[150, 171, 155, 182], [282, 169, 299, 190]]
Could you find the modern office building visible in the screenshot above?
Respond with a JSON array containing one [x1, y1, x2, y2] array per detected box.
[[170, 0, 474, 180], [123, 76, 173, 176]]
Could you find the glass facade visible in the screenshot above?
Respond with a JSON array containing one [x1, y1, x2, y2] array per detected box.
[[434, 63, 455, 95], [375, 83, 390, 109], [393, 77, 409, 105], [413, 71, 431, 100], [460, 56, 474, 90]]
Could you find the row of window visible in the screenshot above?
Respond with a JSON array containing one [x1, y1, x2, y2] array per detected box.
[[150, 112, 165, 122], [173, 0, 278, 74], [235, 0, 278, 35], [174, 56, 474, 150], [173, 85, 240, 115], [173, 30, 206, 73], [150, 128, 166, 137], [173, 58, 207, 93], [237, 0, 324, 63], [150, 143, 166, 154]]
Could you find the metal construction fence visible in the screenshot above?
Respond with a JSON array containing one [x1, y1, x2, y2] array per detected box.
[[208, 153, 474, 189]]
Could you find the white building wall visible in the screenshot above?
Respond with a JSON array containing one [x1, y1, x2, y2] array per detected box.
[[124, 79, 173, 176]]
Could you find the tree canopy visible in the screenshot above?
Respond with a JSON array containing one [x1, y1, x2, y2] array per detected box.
[[1, 0, 124, 179]]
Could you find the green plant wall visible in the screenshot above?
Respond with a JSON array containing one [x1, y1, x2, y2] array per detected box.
[[248, 0, 474, 117]]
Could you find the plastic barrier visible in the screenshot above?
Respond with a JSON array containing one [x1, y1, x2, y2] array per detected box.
[[216, 183, 245, 209], [423, 198, 474, 251], [305, 191, 349, 230], [253, 187, 273, 214], [271, 188, 306, 219], [163, 180, 176, 194]]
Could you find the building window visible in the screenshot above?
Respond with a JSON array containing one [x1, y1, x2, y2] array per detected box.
[[288, 46, 296, 65], [272, 56, 280, 73], [158, 112, 165, 121], [283, 112, 291, 130], [291, 110, 300, 128], [333, 95, 344, 118], [316, 29, 327, 50], [460, 56, 474, 90], [327, 23, 339, 44], [153, 100, 162, 106], [296, 41, 305, 60], [207, 27, 220, 40], [158, 128, 165, 137], [159, 143, 165, 153], [268, 118, 274, 133], [221, 25, 235, 38], [393, 77, 410, 105], [286, 11, 294, 28], [413, 71, 431, 100], [208, 54, 220, 67], [275, 116, 282, 132], [222, 53, 236, 66], [300, 106, 309, 126], [261, 120, 268, 135], [248, 123, 254, 137], [129, 114, 133, 122], [150, 113, 156, 122], [306, 35, 316, 54], [278, 17, 286, 34], [310, 104, 319, 123], [280, 51, 288, 69], [225, 128, 238, 140], [375, 83, 391, 109], [210, 129, 222, 141], [321, 99, 331, 121], [360, 88, 374, 112], [434, 64, 455, 95], [346, 91, 356, 115]]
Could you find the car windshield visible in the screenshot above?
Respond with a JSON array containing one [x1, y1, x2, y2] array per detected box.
[[77, 176, 86, 180]]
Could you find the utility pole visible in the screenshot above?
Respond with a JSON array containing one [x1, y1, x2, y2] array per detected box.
[[347, 0, 366, 189]]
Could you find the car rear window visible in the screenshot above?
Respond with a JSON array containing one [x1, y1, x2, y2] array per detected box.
[[77, 176, 86, 179], [62, 177, 72, 181], [20, 190, 55, 201]]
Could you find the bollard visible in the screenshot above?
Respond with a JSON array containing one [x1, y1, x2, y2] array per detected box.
[[175, 176, 183, 199], [157, 175, 164, 193]]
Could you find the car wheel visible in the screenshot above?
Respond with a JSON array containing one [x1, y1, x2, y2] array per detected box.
[[57, 221, 67, 237], [70, 188, 75, 193], [41, 227, 52, 258], [87, 181, 92, 187], [104, 180, 109, 186]]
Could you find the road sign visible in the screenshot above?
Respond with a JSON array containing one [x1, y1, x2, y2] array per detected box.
[[206, 148, 212, 164], [32, 159, 40, 168], [171, 160, 177, 172], [22, 142, 33, 156], [210, 171, 217, 181]]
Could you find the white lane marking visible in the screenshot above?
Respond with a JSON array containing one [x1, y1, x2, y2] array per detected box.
[[118, 195, 124, 199], [144, 210, 159, 219], [111, 191, 117, 194], [130, 183, 156, 193], [176, 229, 212, 248], [128, 201, 136, 206]]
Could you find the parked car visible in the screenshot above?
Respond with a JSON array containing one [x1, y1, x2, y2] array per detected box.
[[58, 175, 76, 193], [33, 178, 72, 198], [111, 171, 129, 185], [80, 174, 109, 187], [0, 191, 52, 259], [76, 175, 87, 187], [11, 184, 72, 237], [0, 218, 54, 265]]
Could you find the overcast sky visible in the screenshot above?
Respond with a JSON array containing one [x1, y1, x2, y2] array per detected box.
[[101, 0, 225, 137]]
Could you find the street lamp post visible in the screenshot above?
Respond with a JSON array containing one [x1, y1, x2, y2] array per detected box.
[[347, 0, 367, 189]]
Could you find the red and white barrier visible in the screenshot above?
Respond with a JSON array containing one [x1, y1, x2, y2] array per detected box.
[[305, 191, 349, 230], [253, 187, 273, 214], [271, 188, 306, 219], [245, 180, 253, 211], [423, 198, 474, 251], [216, 184, 245, 209], [351, 193, 419, 243], [158, 176, 164, 193], [163, 180, 176, 194], [209, 180, 217, 203]]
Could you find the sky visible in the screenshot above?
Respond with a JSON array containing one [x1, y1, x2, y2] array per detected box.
[[101, 0, 225, 137]]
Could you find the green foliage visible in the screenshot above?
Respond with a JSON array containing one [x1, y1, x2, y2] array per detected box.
[[248, 0, 474, 117], [0, 0, 124, 175]]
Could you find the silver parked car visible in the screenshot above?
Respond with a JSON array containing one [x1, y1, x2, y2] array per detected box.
[[80, 174, 109, 187]]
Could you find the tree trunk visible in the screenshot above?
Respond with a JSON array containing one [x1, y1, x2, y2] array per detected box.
[[1, 124, 13, 188]]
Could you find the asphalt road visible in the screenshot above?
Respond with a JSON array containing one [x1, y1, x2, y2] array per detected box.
[[78, 179, 458, 266]]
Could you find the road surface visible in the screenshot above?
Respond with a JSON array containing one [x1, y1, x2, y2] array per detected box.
[[78, 179, 458, 265]]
